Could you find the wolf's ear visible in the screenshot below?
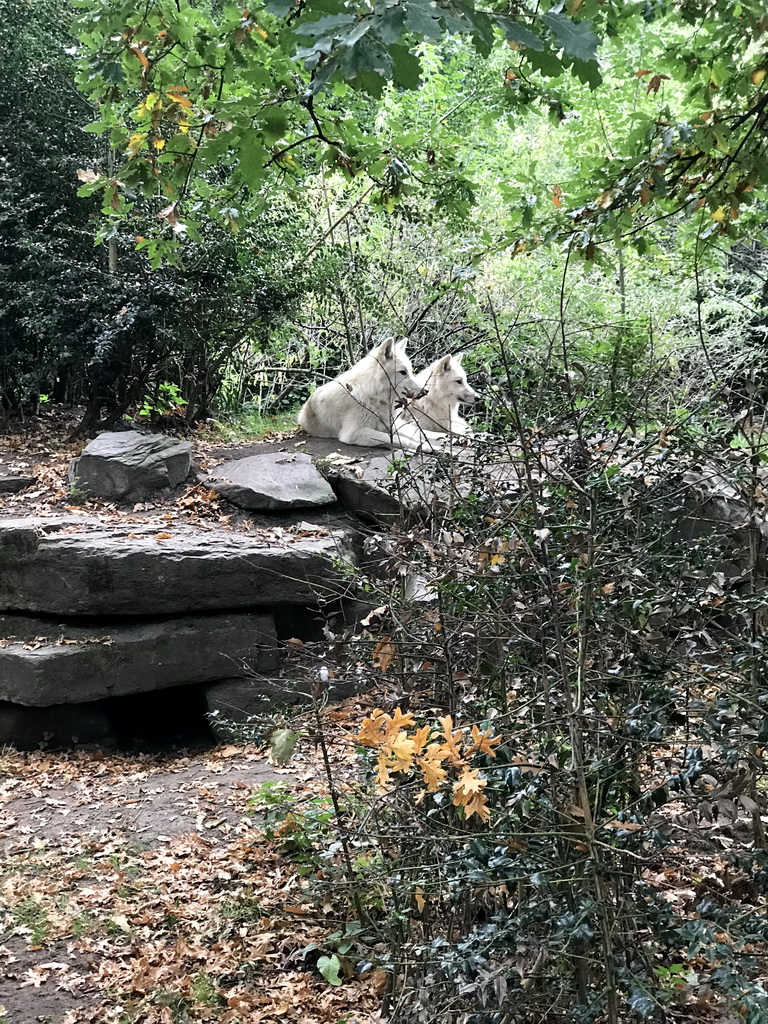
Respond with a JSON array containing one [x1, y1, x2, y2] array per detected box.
[[439, 355, 453, 372], [380, 337, 396, 360], [397, 336, 409, 351], [455, 352, 465, 364]]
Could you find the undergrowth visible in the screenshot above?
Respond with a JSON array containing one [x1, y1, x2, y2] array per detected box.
[[246, 304, 768, 1024]]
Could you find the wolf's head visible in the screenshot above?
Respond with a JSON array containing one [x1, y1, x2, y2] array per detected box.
[[376, 337, 420, 397], [427, 354, 479, 406]]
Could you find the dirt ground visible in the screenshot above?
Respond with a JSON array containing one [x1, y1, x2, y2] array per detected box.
[[0, 708, 380, 1024]]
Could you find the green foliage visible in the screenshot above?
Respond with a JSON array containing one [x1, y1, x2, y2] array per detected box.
[[70, 0, 768, 261]]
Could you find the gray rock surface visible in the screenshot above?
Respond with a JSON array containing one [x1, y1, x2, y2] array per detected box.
[[322, 455, 403, 521], [322, 451, 475, 522], [205, 673, 363, 740], [0, 476, 36, 494], [68, 431, 192, 502], [205, 677, 308, 739], [206, 452, 336, 510], [0, 516, 358, 615], [0, 612, 277, 706], [0, 700, 117, 748]]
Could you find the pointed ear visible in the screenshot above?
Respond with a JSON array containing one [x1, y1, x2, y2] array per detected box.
[[455, 352, 465, 364], [397, 336, 409, 351], [439, 355, 453, 372], [380, 337, 395, 359]]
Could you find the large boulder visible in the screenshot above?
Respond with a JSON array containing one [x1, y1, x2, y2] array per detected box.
[[0, 611, 277, 706], [0, 516, 359, 615], [68, 430, 192, 503], [206, 452, 336, 510]]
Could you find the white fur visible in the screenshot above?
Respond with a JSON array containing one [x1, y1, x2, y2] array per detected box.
[[298, 337, 426, 448], [395, 353, 478, 438]]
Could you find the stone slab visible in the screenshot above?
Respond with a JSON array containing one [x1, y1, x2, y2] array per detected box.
[[0, 516, 358, 615], [68, 430, 192, 502], [0, 612, 277, 706], [206, 452, 336, 510], [0, 476, 36, 494]]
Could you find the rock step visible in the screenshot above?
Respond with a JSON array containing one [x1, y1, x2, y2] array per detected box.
[[0, 516, 358, 615], [0, 476, 36, 494], [206, 452, 336, 510], [0, 612, 277, 707]]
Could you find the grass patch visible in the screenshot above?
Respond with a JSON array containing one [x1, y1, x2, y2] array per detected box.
[[13, 896, 51, 945], [219, 896, 265, 922], [212, 404, 300, 442]]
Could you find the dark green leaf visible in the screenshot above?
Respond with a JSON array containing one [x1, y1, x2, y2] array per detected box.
[[492, 15, 545, 51], [296, 13, 356, 37], [542, 11, 600, 62], [404, 0, 444, 40], [389, 44, 420, 88], [379, 5, 405, 45]]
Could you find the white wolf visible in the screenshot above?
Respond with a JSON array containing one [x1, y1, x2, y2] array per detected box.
[[395, 353, 479, 439], [298, 336, 424, 447]]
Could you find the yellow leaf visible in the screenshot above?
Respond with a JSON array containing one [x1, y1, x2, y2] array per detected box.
[[255, 25, 268, 39], [752, 68, 767, 86], [454, 767, 484, 796], [552, 183, 563, 208], [419, 754, 447, 792], [383, 730, 415, 773], [453, 768, 489, 821], [711, 206, 726, 222], [376, 750, 390, 787], [130, 44, 149, 70], [467, 725, 502, 758], [167, 91, 193, 109], [390, 707, 415, 731], [414, 888, 426, 911], [153, 137, 165, 149], [136, 92, 160, 117], [126, 132, 146, 156], [178, 118, 190, 134], [463, 790, 490, 822], [373, 638, 395, 673], [358, 709, 390, 748], [412, 724, 431, 755]]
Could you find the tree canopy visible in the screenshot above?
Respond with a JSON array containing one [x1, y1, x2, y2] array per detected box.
[[74, 0, 768, 262]]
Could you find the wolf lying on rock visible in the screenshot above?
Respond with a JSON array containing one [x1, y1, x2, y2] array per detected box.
[[298, 339, 478, 450], [396, 353, 478, 438]]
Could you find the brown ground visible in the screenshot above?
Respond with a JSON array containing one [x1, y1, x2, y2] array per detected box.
[[0, 412, 385, 1024], [0, 704, 379, 1024]]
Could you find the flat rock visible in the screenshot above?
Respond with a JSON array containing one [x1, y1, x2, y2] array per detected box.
[[0, 612, 277, 706], [206, 452, 336, 510], [0, 516, 358, 615], [322, 451, 475, 523], [322, 455, 402, 521], [68, 430, 192, 502], [0, 476, 36, 494]]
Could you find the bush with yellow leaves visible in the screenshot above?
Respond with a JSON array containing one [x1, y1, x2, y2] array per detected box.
[[357, 708, 501, 823]]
